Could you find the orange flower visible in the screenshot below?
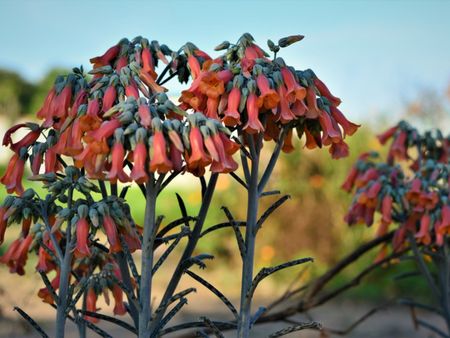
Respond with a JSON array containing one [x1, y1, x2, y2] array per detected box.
[[142, 46, 157, 79], [0, 153, 25, 194], [187, 126, 211, 170], [150, 130, 173, 173], [305, 86, 320, 119], [313, 77, 342, 107], [329, 140, 349, 159], [103, 215, 121, 253], [199, 72, 225, 99], [330, 106, 360, 136], [85, 288, 99, 322], [107, 141, 131, 183], [90, 44, 120, 68], [281, 67, 306, 103], [243, 93, 264, 134], [281, 129, 295, 153], [130, 141, 148, 184], [256, 74, 279, 110], [188, 55, 201, 79], [138, 102, 152, 128], [276, 86, 296, 124], [102, 85, 117, 112], [206, 97, 220, 120], [75, 217, 91, 257], [415, 214, 431, 245], [318, 111, 342, 145], [223, 87, 241, 126]]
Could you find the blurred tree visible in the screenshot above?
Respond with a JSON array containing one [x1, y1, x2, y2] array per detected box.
[[404, 85, 450, 131], [0, 69, 35, 120]]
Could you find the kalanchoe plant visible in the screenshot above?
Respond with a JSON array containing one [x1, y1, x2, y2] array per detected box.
[[343, 121, 450, 336], [0, 33, 358, 338]]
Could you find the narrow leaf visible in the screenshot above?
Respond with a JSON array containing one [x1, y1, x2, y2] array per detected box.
[[186, 270, 238, 319]]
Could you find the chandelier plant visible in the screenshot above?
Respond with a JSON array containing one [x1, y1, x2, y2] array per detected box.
[[0, 33, 358, 338], [343, 121, 450, 336]]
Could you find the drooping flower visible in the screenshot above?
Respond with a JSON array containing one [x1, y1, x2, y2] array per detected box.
[[276, 86, 296, 124], [313, 76, 342, 106], [280, 67, 306, 103], [187, 125, 211, 170], [223, 87, 241, 126], [330, 106, 360, 136], [107, 130, 131, 183], [90, 44, 121, 68], [150, 127, 173, 174], [103, 215, 121, 253], [256, 74, 279, 110], [0, 153, 25, 194], [85, 288, 99, 323], [130, 140, 149, 184], [75, 217, 91, 257], [243, 93, 264, 134]]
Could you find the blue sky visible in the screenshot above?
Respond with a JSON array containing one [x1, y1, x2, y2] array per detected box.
[[0, 0, 449, 122]]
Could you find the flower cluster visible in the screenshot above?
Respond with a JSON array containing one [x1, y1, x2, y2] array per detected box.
[[343, 121, 449, 256], [179, 34, 359, 158], [0, 37, 240, 197], [0, 34, 357, 323]]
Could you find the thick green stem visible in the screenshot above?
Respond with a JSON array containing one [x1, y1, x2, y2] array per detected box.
[[55, 188, 74, 338], [139, 176, 157, 338], [237, 146, 260, 338]]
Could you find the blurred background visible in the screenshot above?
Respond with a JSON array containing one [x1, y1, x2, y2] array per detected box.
[[0, 0, 449, 337]]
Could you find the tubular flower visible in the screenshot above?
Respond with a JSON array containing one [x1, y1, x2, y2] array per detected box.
[[210, 133, 238, 173], [256, 74, 279, 110], [415, 214, 432, 245], [199, 72, 225, 99], [90, 44, 121, 68], [102, 85, 117, 112], [75, 217, 91, 257], [223, 87, 241, 126], [3, 124, 41, 154], [130, 141, 148, 183], [276, 86, 296, 124], [103, 215, 121, 253], [313, 77, 342, 106], [38, 272, 60, 304], [138, 102, 152, 128], [187, 126, 211, 170], [107, 140, 131, 183], [330, 106, 360, 136], [142, 46, 157, 78], [150, 130, 173, 173], [329, 140, 349, 159], [390, 131, 408, 160], [0, 235, 33, 275], [85, 288, 99, 323], [280, 67, 306, 103], [243, 93, 264, 134], [0, 153, 25, 194]]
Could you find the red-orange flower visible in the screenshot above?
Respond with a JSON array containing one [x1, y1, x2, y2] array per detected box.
[[130, 141, 148, 184], [256, 74, 279, 110], [281, 67, 306, 103], [75, 217, 91, 257], [243, 93, 264, 134], [0, 153, 25, 194], [187, 126, 211, 170], [223, 87, 241, 126], [85, 288, 99, 322], [150, 130, 173, 173], [103, 215, 121, 253], [107, 141, 131, 183]]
